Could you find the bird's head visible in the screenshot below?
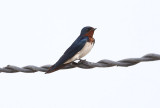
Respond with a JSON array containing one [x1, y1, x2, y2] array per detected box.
[[80, 26, 96, 37]]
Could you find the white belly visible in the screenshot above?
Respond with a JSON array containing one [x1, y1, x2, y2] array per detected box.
[[64, 42, 94, 64]]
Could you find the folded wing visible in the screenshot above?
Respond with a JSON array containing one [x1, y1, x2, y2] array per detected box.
[[46, 36, 89, 73]]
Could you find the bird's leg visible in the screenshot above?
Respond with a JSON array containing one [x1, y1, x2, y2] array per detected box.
[[71, 61, 78, 65], [78, 58, 85, 61], [78, 58, 86, 64]]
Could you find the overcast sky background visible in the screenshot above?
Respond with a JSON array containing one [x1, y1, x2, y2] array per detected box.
[[0, 0, 160, 108]]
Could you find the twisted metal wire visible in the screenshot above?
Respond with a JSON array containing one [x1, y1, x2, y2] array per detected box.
[[0, 53, 160, 73]]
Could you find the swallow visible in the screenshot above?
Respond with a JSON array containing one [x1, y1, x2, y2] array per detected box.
[[46, 26, 96, 74]]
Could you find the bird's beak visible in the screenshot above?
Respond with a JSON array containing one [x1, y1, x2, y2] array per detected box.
[[93, 28, 97, 30]]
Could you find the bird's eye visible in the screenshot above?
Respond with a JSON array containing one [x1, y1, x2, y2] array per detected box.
[[87, 28, 90, 31]]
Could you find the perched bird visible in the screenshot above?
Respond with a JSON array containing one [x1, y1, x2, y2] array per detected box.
[[46, 26, 96, 73]]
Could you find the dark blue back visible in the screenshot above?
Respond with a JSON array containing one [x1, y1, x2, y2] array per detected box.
[[51, 36, 89, 70]]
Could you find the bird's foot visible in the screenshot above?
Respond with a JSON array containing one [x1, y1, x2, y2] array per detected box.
[[78, 59, 86, 63]]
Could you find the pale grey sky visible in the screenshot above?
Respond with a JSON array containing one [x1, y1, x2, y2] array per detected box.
[[0, 0, 160, 108]]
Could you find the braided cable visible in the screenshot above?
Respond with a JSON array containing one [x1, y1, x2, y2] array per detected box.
[[0, 53, 160, 73]]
